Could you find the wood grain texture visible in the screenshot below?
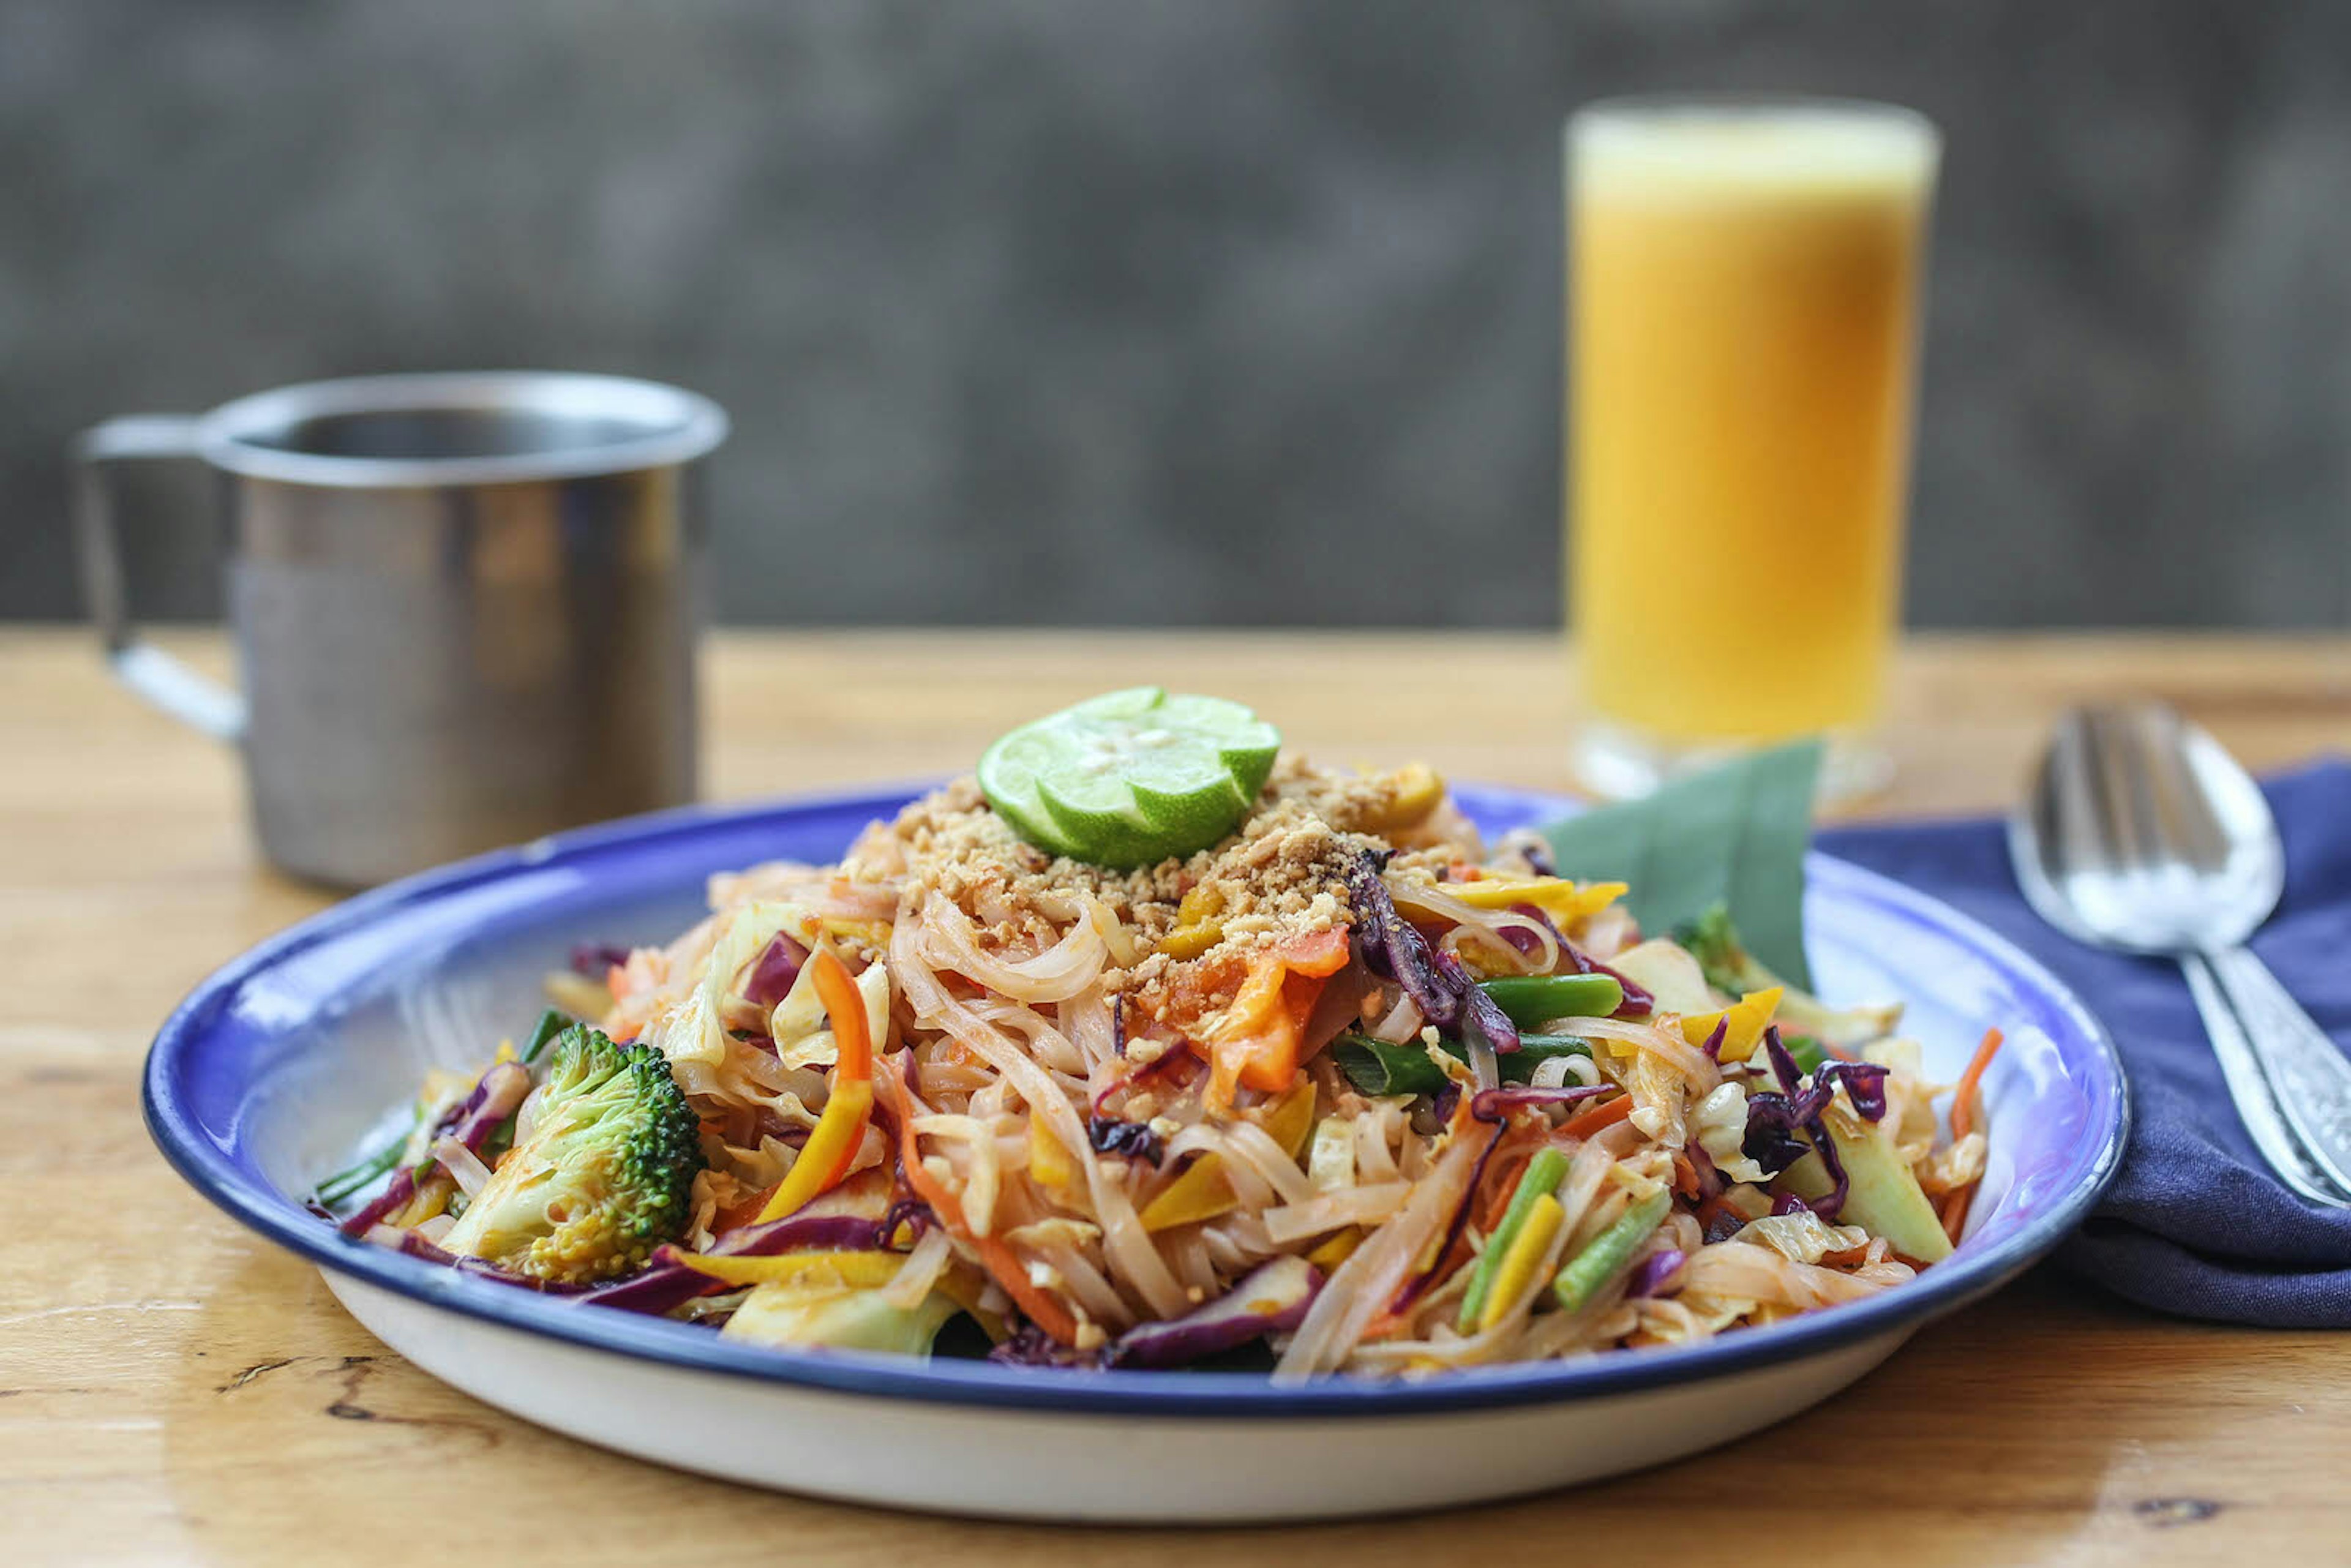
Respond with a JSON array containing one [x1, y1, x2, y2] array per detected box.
[[4, 626, 2346, 1566]]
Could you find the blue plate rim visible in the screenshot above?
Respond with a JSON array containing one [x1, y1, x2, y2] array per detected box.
[[144, 781, 2130, 1420]]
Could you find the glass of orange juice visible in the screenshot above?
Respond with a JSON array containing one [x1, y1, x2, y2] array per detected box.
[[1567, 96, 1940, 801]]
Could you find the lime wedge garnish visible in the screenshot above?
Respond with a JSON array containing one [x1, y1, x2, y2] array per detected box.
[[978, 688, 1280, 868]]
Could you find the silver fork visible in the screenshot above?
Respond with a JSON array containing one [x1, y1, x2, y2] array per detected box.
[[2009, 702, 2351, 1207]]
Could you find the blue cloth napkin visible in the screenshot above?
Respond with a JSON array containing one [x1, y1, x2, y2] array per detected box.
[[1817, 759, 2351, 1329]]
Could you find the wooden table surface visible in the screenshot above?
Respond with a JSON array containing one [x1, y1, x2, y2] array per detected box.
[[6, 626, 2347, 1567]]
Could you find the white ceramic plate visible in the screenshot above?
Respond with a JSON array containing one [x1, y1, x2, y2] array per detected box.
[[147, 782, 2127, 1521]]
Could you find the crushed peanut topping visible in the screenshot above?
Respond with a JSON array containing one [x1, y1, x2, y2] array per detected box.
[[838, 758, 1480, 1021]]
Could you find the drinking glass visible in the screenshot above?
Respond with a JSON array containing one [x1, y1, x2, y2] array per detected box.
[[1567, 96, 1940, 801]]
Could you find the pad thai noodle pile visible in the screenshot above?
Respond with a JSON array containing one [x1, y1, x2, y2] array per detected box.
[[320, 718, 2000, 1378]]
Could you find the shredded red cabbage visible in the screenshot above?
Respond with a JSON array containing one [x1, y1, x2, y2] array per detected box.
[[1683, 1137, 1725, 1201], [1504, 902, 1655, 1018], [879, 1196, 937, 1245], [1742, 1028, 1886, 1221], [1087, 1115, 1166, 1165], [988, 1322, 1104, 1368], [1822, 1060, 1891, 1122], [1348, 851, 1460, 1029], [1469, 1083, 1614, 1122], [1695, 1016, 1730, 1062], [1388, 1121, 1507, 1314], [577, 1212, 896, 1316], [366, 1225, 593, 1292], [568, 942, 633, 978], [742, 932, 810, 1008], [1105, 1256, 1323, 1370], [1626, 1248, 1686, 1299], [1349, 852, 1520, 1056], [338, 1061, 531, 1236]]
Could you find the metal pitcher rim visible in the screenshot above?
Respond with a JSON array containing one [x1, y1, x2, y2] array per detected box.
[[196, 370, 729, 489]]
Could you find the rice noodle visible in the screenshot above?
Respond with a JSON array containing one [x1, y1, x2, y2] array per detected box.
[[910, 1114, 1003, 1237], [882, 1225, 955, 1310], [1262, 1181, 1413, 1244], [1219, 1121, 1316, 1206], [360, 759, 1983, 1376], [915, 891, 1106, 1004], [891, 917, 1190, 1319], [1355, 1103, 1404, 1182], [1578, 1015, 1722, 1093], [1275, 1128, 1487, 1381], [1369, 995, 1425, 1045], [432, 1136, 493, 1198]]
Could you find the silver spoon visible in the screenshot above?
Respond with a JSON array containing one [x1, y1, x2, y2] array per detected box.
[[2010, 701, 2351, 1207]]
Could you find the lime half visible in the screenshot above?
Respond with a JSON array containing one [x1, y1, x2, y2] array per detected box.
[[978, 688, 1281, 868]]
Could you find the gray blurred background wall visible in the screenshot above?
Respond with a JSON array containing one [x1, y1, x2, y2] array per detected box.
[[4, 0, 2347, 628]]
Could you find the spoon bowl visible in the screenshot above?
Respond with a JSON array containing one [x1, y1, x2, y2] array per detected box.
[[2012, 703, 2282, 952], [2009, 702, 2351, 1206]]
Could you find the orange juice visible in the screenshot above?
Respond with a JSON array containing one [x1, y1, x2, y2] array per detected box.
[[1569, 101, 1938, 781]]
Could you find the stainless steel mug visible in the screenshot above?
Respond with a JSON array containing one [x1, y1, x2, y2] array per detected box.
[[72, 371, 727, 887]]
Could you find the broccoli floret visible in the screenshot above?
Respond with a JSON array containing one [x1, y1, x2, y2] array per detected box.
[[1674, 902, 1902, 1049], [1677, 902, 1777, 998], [441, 1024, 703, 1285]]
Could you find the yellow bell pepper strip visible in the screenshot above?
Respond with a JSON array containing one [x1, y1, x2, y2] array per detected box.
[[1305, 1226, 1364, 1272], [1365, 762, 1446, 828], [1138, 1078, 1318, 1232], [884, 1056, 1081, 1346], [673, 1248, 904, 1289], [1195, 925, 1352, 1108], [1477, 1193, 1566, 1332], [1028, 1117, 1081, 1194], [1138, 1158, 1237, 1232], [757, 948, 876, 1222], [1457, 1146, 1571, 1330], [1447, 876, 1629, 927], [1262, 1076, 1319, 1155], [1679, 985, 1783, 1063], [1157, 883, 1228, 961]]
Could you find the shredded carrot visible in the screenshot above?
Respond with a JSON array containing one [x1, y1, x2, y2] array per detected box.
[[1936, 1029, 2006, 1242], [884, 1057, 1080, 1347], [1562, 1093, 1633, 1140], [1479, 1149, 1535, 1232], [755, 948, 875, 1222], [711, 1185, 774, 1237], [1196, 925, 1351, 1107], [1693, 1192, 1745, 1236], [1671, 1151, 1701, 1199], [1949, 1027, 2004, 1142]]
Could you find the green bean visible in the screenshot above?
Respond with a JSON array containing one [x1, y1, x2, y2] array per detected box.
[[312, 1112, 419, 1206], [1553, 1187, 1672, 1312], [522, 1007, 572, 1065], [1477, 973, 1624, 1030], [1331, 1033, 1595, 1098]]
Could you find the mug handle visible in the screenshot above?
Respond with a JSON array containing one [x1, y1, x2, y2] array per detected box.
[[70, 416, 247, 741]]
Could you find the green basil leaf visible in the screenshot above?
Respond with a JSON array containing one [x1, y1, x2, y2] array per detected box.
[[1537, 737, 1821, 989]]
